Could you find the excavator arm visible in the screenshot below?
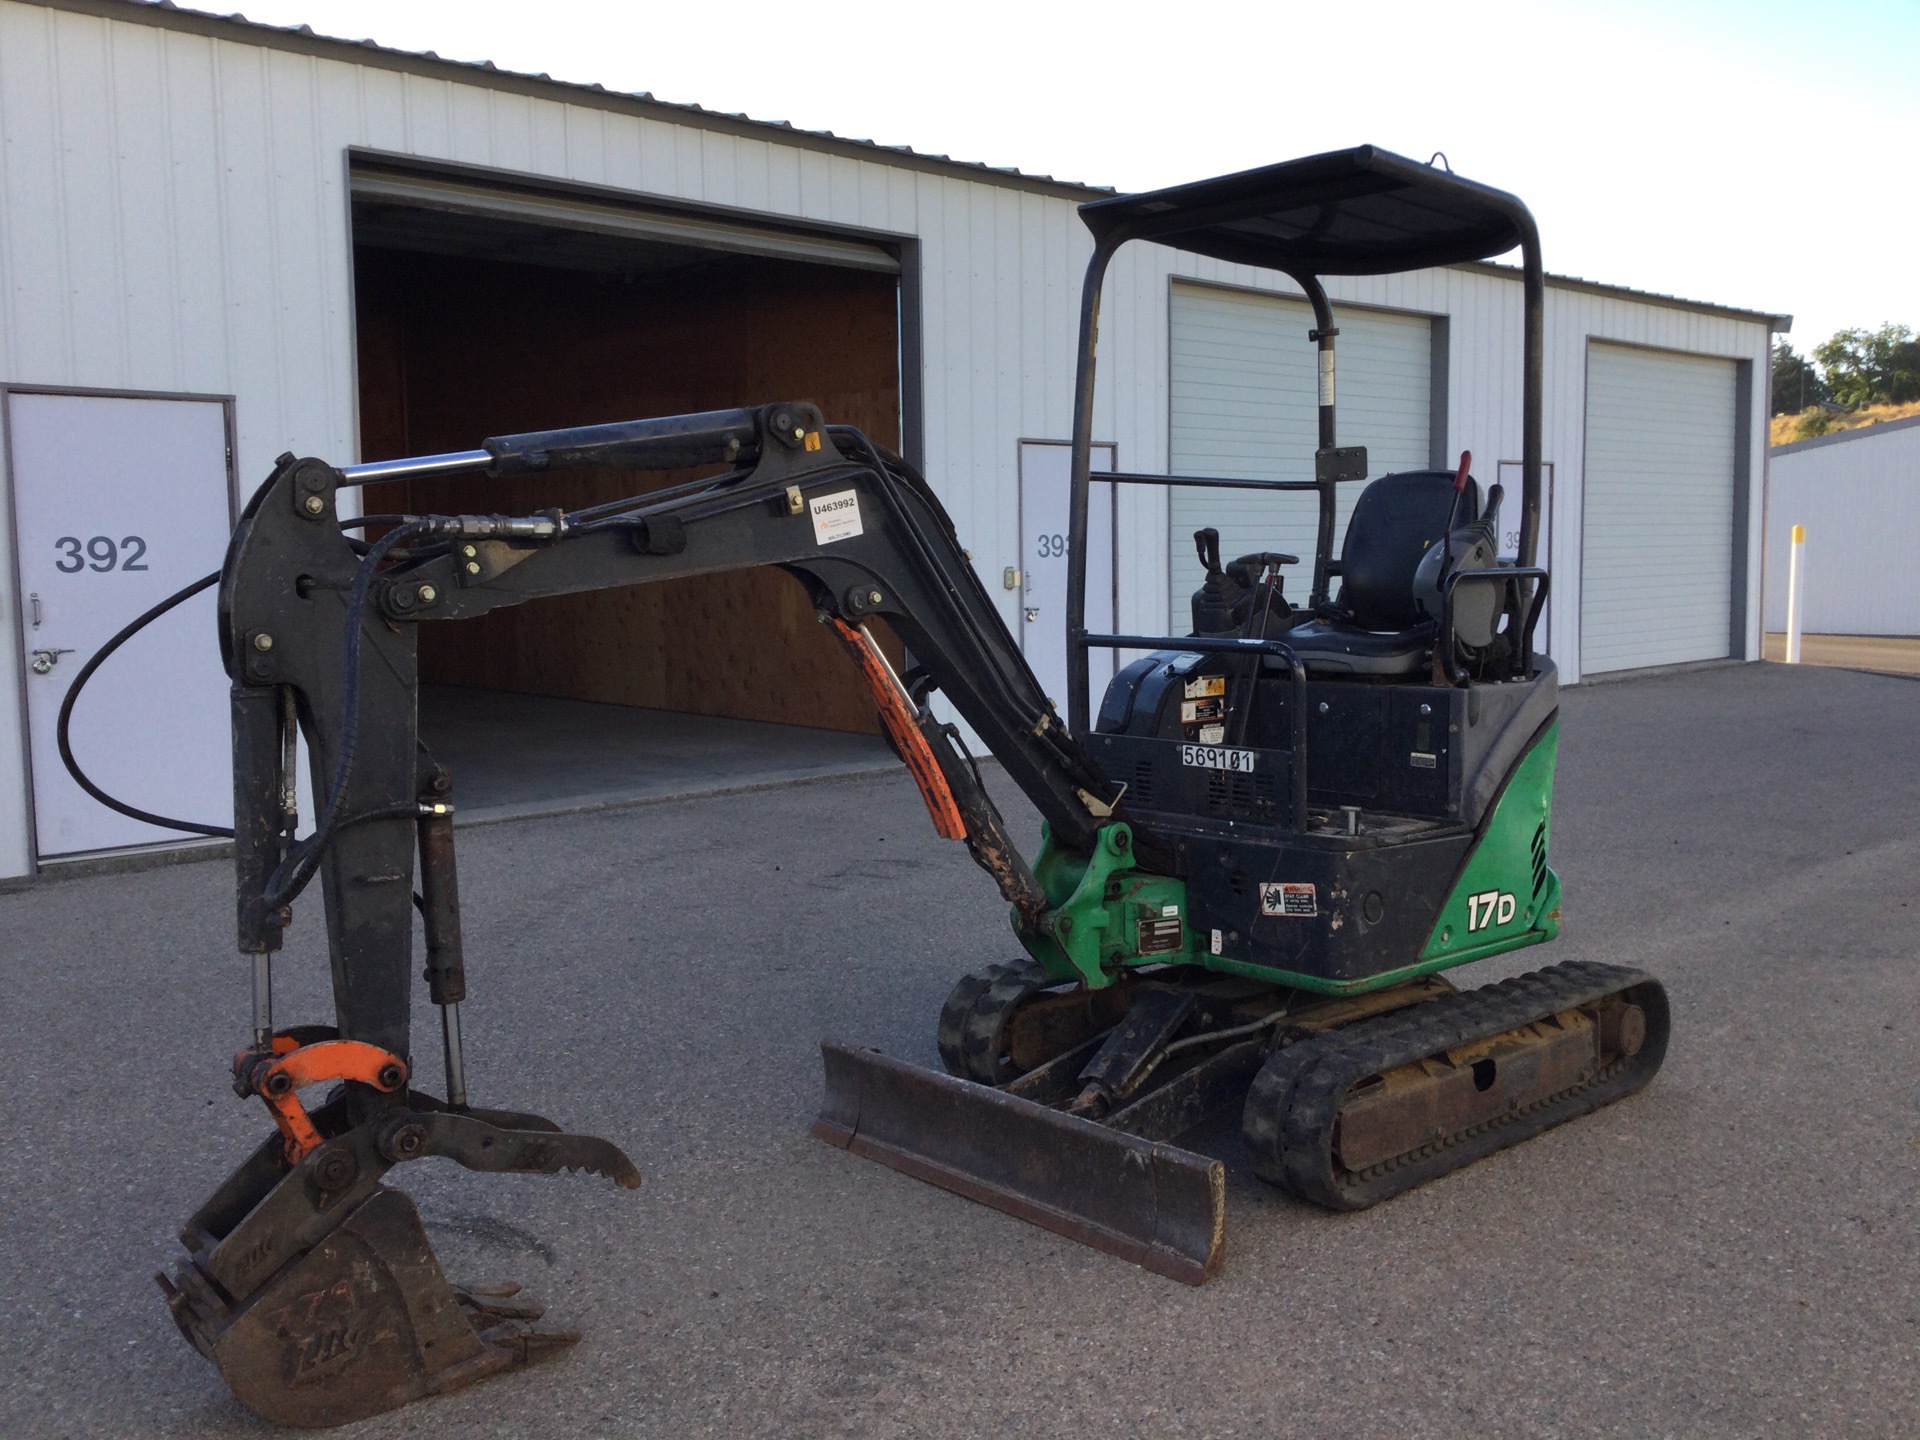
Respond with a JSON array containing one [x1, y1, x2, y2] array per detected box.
[[169, 403, 1139, 1425], [223, 404, 1128, 1024]]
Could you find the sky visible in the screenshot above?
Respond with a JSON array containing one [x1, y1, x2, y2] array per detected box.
[[221, 0, 1920, 354]]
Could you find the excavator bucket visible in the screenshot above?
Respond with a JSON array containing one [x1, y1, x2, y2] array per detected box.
[[813, 1041, 1225, 1284], [159, 1097, 641, 1428], [163, 1185, 570, 1428]]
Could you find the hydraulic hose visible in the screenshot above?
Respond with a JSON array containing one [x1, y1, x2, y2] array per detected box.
[[259, 519, 429, 910], [55, 512, 430, 903], [55, 570, 235, 838]]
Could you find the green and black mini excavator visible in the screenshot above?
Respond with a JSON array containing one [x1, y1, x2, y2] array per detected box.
[[127, 147, 1667, 1426]]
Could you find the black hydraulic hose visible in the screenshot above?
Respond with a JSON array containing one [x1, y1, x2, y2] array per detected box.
[[55, 569, 235, 838], [260, 519, 429, 910], [50, 466, 293, 839]]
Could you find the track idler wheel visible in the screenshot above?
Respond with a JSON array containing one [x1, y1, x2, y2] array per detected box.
[[1242, 960, 1669, 1211], [935, 960, 1135, 1086]]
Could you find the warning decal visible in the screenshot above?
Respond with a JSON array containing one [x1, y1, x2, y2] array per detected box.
[[809, 489, 864, 545], [1260, 882, 1317, 918]]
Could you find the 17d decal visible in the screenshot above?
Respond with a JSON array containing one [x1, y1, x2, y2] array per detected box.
[[1467, 890, 1517, 932]]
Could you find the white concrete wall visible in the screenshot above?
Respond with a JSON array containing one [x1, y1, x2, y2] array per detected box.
[[0, 0, 1778, 876], [1764, 417, 1920, 635]]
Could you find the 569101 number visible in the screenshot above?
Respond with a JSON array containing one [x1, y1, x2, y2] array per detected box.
[[54, 535, 147, 573]]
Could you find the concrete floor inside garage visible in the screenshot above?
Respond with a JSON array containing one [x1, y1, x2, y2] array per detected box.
[[419, 684, 896, 822], [3, 660, 1916, 1437]]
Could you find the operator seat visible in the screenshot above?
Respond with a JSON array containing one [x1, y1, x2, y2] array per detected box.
[[1282, 469, 1480, 677]]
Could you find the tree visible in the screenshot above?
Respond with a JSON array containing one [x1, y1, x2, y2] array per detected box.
[[1811, 324, 1920, 408], [1770, 339, 1827, 415]]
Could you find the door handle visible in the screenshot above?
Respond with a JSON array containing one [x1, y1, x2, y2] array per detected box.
[[30, 648, 74, 675]]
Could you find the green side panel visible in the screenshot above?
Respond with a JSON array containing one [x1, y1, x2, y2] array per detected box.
[[1012, 721, 1564, 994], [1419, 720, 1563, 966]]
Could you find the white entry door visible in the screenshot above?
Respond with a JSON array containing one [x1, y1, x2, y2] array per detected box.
[[1018, 441, 1116, 714], [8, 391, 235, 857]]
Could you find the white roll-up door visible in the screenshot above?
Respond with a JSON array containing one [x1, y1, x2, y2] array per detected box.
[[1167, 282, 1432, 631], [1580, 344, 1737, 674]]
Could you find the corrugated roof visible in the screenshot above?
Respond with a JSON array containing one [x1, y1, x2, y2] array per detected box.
[[34, 0, 1114, 198], [1460, 260, 1790, 329], [1771, 411, 1920, 456], [28, 0, 1791, 326]]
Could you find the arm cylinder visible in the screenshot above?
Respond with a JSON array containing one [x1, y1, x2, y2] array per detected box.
[[481, 408, 763, 476]]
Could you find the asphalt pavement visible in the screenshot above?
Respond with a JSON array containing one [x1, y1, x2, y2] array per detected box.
[[2, 660, 1915, 1438]]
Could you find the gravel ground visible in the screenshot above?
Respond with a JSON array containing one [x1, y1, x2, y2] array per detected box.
[[1, 660, 1914, 1438]]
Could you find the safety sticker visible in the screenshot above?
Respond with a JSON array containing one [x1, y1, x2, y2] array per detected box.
[[1181, 697, 1224, 724], [1260, 882, 1317, 918], [1198, 723, 1226, 745], [808, 489, 863, 545], [1184, 675, 1225, 700]]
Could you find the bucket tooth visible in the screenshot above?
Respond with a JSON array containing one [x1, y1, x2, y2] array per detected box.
[[814, 1040, 1224, 1285]]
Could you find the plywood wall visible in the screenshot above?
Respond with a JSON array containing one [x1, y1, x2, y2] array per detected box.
[[355, 248, 901, 733]]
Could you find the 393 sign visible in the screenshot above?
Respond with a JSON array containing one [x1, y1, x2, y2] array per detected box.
[[1033, 533, 1068, 558], [53, 535, 148, 573]]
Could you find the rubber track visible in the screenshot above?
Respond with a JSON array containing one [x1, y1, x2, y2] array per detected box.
[[936, 960, 1048, 1084], [1243, 960, 1670, 1212]]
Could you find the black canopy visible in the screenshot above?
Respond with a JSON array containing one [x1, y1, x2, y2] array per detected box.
[[1077, 145, 1532, 276]]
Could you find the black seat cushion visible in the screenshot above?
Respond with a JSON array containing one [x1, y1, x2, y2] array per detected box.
[[1279, 617, 1432, 676], [1338, 469, 1479, 630]]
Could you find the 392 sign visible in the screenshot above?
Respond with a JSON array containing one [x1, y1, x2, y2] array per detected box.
[[53, 535, 148, 573]]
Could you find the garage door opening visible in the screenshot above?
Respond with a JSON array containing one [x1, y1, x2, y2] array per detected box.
[[350, 183, 909, 812]]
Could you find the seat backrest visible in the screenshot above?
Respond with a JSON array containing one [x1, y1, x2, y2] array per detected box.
[[1337, 469, 1481, 630]]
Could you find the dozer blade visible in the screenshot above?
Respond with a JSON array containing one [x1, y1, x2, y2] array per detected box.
[[814, 1040, 1224, 1285]]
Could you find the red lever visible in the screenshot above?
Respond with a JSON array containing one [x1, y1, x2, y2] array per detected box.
[[1453, 449, 1473, 493]]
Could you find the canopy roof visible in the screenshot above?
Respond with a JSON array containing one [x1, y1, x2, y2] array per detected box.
[[1078, 145, 1534, 276]]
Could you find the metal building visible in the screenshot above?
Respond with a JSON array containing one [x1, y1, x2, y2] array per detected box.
[[0, 0, 1786, 878], [1765, 415, 1920, 637]]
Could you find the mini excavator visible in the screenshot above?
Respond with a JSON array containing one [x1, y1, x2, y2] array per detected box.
[[125, 148, 1667, 1426]]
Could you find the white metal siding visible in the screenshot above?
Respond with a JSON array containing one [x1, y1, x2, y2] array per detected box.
[[1764, 419, 1920, 635], [1580, 345, 1738, 673], [1166, 283, 1430, 630], [0, 0, 1780, 875]]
